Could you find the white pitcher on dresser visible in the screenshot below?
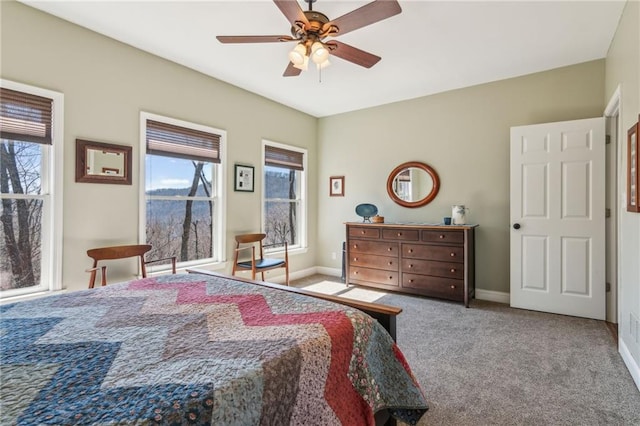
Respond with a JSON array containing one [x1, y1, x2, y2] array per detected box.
[[452, 205, 469, 225]]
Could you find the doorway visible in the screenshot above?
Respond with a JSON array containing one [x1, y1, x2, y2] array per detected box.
[[604, 87, 621, 327]]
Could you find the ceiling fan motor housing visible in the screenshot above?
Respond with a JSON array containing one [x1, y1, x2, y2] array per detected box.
[[291, 10, 333, 40]]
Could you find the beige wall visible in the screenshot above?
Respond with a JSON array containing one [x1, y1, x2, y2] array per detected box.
[[0, 1, 318, 292], [605, 0, 640, 387], [317, 60, 606, 295]]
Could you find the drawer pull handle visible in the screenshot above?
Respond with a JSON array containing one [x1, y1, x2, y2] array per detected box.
[[361, 230, 366, 234], [388, 262, 393, 266], [409, 264, 413, 268], [450, 253, 456, 257], [353, 244, 358, 249], [408, 249, 413, 253], [387, 247, 392, 251], [450, 268, 456, 273], [353, 257, 358, 261], [397, 232, 402, 236], [354, 271, 358, 275], [439, 235, 445, 239], [409, 279, 414, 283], [450, 285, 456, 289], [388, 276, 393, 280]]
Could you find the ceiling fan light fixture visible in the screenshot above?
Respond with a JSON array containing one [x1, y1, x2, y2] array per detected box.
[[317, 59, 330, 69], [293, 55, 309, 71], [288, 43, 307, 65], [310, 41, 330, 64]]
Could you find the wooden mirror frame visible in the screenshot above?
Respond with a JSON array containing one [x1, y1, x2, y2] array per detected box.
[[75, 139, 132, 185], [386, 161, 440, 208]]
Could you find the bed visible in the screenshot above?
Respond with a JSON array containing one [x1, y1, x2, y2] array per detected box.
[[1, 271, 428, 425]]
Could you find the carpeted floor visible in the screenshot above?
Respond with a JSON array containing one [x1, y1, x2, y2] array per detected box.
[[291, 274, 640, 426]]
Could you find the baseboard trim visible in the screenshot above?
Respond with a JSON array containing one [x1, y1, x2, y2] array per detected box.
[[475, 289, 510, 304], [314, 266, 342, 277], [619, 338, 640, 392], [262, 266, 321, 285]]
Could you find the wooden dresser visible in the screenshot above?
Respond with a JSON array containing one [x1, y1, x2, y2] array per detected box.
[[345, 222, 478, 307]]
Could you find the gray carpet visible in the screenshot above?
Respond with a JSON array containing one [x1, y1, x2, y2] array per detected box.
[[291, 275, 640, 425]]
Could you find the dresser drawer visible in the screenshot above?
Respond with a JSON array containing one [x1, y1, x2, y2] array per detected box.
[[351, 254, 398, 271], [350, 267, 399, 287], [349, 226, 380, 239], [402, 244, 464, 263], [401, 259, 464, 279], [349, 240, 398, 256], [382, 229, 419, 241], [401, 273, 463, 300], [421, 230, 464, 244]]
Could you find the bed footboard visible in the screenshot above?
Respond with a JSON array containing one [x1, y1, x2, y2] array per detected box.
[[186, 269, 402, 341]]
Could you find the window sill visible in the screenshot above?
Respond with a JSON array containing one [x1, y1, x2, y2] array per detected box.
[[147, 260, 227, 277], [265, 246, 308, 257]]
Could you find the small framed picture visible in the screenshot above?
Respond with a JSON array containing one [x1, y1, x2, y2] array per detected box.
[[234, 164, 254, 192], [330, 176, 344, 197]]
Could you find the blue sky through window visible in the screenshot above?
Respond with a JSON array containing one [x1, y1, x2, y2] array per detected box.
[[145, 155, 212, 192]]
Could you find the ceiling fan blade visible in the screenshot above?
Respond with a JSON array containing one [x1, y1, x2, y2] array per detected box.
[[283, 62, 303, 77], [328, 41, 381, 68], [274, 0, 310, 27], [217, 35, 295, 43], [327, 0, 401, 37]]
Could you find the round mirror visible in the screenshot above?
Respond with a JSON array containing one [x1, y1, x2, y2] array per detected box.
[[386, 161, 440, 208]]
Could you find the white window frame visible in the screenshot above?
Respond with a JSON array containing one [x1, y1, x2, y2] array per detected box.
[[139, 112, 226, 271], [261, 139, 308, 254], [0, 79, 64, 299]]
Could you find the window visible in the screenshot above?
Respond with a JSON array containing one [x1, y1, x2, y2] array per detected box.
[[263, 141, 307, 251], [140, 113, 225, 269], [0, 81, 63, 298]]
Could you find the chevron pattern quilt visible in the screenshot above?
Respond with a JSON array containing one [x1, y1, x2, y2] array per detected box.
[[1, 273, 428, 425]]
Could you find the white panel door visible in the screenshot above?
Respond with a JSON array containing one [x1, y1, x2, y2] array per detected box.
[[510, 117, 605, 320]]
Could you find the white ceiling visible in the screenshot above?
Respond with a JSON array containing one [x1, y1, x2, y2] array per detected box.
[[21, 0, 626, 117]]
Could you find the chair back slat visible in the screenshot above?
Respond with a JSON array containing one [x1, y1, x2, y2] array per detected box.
[[235, 233, 266, 244], [87, 244, 152, 261]]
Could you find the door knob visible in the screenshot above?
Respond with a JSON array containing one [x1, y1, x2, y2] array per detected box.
[[513, 223, 521, 230]]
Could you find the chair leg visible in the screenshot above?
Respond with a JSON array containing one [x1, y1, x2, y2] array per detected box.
[[89, 270, 97, 289], [100, 266, 107, 286]]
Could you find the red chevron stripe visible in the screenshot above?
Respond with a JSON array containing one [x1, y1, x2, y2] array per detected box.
[[127, 278, 370, 423]]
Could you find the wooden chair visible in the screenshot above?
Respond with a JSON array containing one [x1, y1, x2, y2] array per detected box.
[[86, 244, 177, 288], [232, 233, 289, 285]]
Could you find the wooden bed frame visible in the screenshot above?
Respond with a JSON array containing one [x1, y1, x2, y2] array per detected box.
[[186, 269, 402, 341]]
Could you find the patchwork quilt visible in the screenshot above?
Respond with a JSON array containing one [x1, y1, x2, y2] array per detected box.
[[1, 273, 428, 425]]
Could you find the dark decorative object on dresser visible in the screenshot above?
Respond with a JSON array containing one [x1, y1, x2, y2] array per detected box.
[[346, 222, 477, 307]]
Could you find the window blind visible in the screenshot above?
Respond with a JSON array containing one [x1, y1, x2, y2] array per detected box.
[[0, 87, 53, 145], [146, 119, 221, 163], [264, 145, 304, 171]]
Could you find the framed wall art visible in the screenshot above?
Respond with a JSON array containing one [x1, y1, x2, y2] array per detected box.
[[330, 176, 344, 197], [627, 116, 639, 213], [234, 164, 254, 192]]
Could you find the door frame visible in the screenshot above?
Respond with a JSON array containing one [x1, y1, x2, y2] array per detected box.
[[604, 85, 622, 325]]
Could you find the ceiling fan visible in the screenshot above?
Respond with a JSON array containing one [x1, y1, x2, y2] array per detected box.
[[217, 0, 402, 77]]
